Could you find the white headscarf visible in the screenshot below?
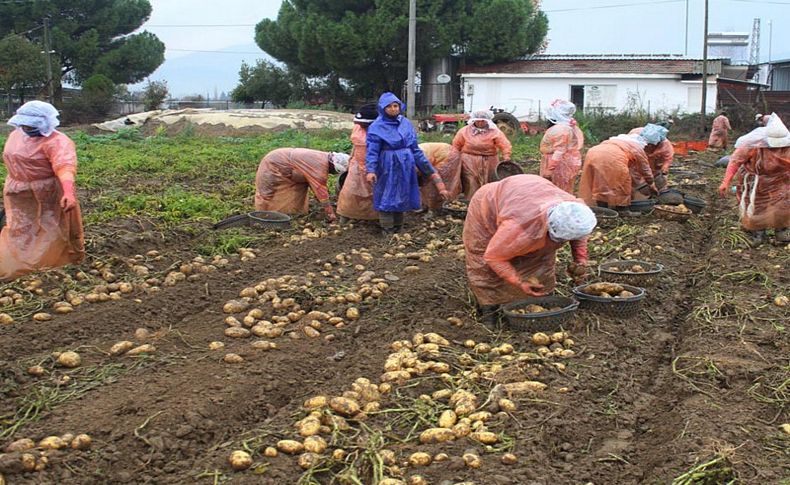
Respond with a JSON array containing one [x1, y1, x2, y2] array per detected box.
[[8, 100, 61, 137], [610, 133, 648, 149], [734, 113, 790, 149], [329, 152, 350, 174], [546, 99, 576, 125], [467, 110, 496, 130], [547, 202, 597, 241]]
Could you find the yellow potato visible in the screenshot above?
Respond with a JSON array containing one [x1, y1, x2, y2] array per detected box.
[[503, 380, 547, 396], [297, 452, 320, 469], [468, 411, 491, 422], [0, 313, 14, 325], [332, 449, 346, 460], [418, 427, 456, 444], [463, 452, 481, 469], [346, 307, 360, 320], [531, 332, 551, 346], [380, 479, 405, 485], [208, 341, 225, 350], [27, 365, 45, 377], [329, 397, 360, 416], [109, 341, 135, 355], [57, 351, 81, 368], [228, 450, 252, 471], [263, 447, 278, 457], [38, 436, 66, 450], [33, 312, 53, 322], [127, 344, 156, 356], [276, 439, 304, 454], [303, 395, 328, 409], [224, 327, 251, 339], [585, 282, 624, 296], [452, 421, 472, 438], [223, 299, 250, 314], [433, 453, 449, 462], [409, 476, 428, 485], [21, 453, 37, 472], [297, 416, 321, 437], [423, 333, 449, 346], [408, 452, 432, 466], [304, 436, 327, 454], [438, 410, 457, 428], [498, 399, 517, 412], [70, 434, 92, 450], [4, 438, 35, 452], [502, 453, 518, 465], [223, 353, 244, 364], [470, 431, 498, 444], [379, 449, 397, 465], [381, 370, 411, 383]]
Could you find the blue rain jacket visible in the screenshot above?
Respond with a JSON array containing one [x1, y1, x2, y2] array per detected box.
[[365, 92, 435, 212]]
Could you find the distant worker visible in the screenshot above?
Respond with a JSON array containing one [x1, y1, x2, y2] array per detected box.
[[718, 113, 790, 246], [754, 113, 771, 128], [365, 92, 450, 234], [539, 99, 584, 193], [463, 175, 596, 326], [578, 132, 658, 216], [628, 123, 673, 191], [254, 148, 349, 222], [418, 142, 462, 210], [708, 111, 732, 149], [1, 101, 84, 281], [450, 110, 512, 199], [337, 103, 379, 222]]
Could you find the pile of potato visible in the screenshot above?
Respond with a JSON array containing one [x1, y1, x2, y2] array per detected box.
[[508, 304, 563, 315], [2, 433, 92, 473], [580, 282, 635, 299]]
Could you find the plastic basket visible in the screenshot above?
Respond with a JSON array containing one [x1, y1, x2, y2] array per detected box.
[[653, 205, 691, 222], [598, 260, 664, 286], [629, 199, 657, 214], [248, 211, 292, 230], [590, 206, 619, 227], [572, 283, 646, 318], [494, 161, 524, 180], [501, 296, 579, 333]]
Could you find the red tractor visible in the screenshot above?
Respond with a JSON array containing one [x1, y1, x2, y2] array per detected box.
[[419, 107, 543, 136]]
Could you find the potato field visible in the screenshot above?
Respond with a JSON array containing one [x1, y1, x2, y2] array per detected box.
[[0, 127, 788, 484]]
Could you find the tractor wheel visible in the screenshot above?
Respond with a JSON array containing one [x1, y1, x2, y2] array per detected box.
[[492, 112, 521, 137]]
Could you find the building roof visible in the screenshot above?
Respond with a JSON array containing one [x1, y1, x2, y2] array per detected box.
[[460, 55, 724, 75]]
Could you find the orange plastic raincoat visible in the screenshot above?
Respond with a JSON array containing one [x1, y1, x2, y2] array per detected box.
[[254, 148, 332, 214], [1, 129, 84, 280], [708, 115, 732, 149], [724, 147, 790, 230], [539, 124, 584, 193], [578, 139, 653, 207], [336, 124, 377, 220], [450, 125, 512, 199], [628, 127, 674, 176], [463, 175, 589, 305], [418, 142, 462, 209]]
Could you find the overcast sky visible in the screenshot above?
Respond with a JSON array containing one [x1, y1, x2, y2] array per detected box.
[[139, 0, 790, 94]]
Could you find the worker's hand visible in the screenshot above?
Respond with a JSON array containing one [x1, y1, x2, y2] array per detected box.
[[718, 183, 730, 198], [60, 180, 77, 212], [323, 204, 337, 223], [648, 183, 659, 196], [439, 189, 451, 201], [520, 279, 546, 297], [366, 173, 377, 184], [654, 173, 667, 190]]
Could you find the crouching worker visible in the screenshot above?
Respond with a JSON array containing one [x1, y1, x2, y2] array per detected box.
[[255, 148, 349, 222], [463, 175, 597, 327], [418, 142, 462, 211], [1, 101, 85, 281]]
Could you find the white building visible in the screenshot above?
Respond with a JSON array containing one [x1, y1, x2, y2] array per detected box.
[[459, 55, 722, 122]]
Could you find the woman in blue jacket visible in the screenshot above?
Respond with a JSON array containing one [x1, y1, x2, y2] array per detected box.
[[365, 92, 450, 234]]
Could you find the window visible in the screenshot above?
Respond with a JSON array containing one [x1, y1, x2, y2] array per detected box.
[[570, 84, 617, 112]]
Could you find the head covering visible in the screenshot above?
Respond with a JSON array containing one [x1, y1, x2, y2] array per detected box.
[[467, 109, 495, 129], [547, 202, 597, 241], [735, 113, 790, 149], [755, 113, 763, 121], [610, 133, 648, 149], [546, 99, 577, 125], [657, 118, 674, 129], [377, 92, 405, 120], [640, 123, 669, 145], [8, 100, 61, 137], [329, 152, 350, 174], [354, 103, 377, 125]]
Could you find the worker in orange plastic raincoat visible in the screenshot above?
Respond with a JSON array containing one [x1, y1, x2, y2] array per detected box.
[[365, 92, 450, 234], [463, 175, 597, 326], [629, 123, 673, 191], [708, 112, 732, 149], [255, 148, 349, 222], [718, 113, 790, 246], [1, 101, 84, 281], [539, 99, 584, 193], [578, 133, 658, 216], [418, 142, 462, 210], [450, 110, 512, 199], [337, 104, 378, 222]]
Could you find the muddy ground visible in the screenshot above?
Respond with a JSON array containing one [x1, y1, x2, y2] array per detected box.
[[1, 153, 788, 485]]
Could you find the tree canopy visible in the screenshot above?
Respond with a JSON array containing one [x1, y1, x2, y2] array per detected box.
[[0, 34, 49, 101], [0, 0, 165, 86], [255, 0, 548, 96]]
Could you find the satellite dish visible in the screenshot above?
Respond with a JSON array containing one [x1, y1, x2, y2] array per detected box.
[[436, 74, 451, 84]]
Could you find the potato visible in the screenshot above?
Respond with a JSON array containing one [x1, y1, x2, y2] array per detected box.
[[329, 397, 360, 416], [223, 299, 250, 314], [531, 332, 551, 346], [33, 312, 53, 322], [438, 410, 457, 428], [585, 282, 624, 296], [127, 344, 156, 356], [346, 307, 360, 320], [264, 447, 278, 457], [57, 351, 81, 368], [469, 411, 492, 422], [503, 380, 547, 396], [408, 452, 432, 466], [433, 453, 449, 462], [298, 452, 320, 470], [297, 416, 321, 437], [110, 341, 135, 355], [379, 479, 405, 485], [53, 303, 74, 314], [223, 353, 244, 364], [452, 421, 472, 438], [304, 436, 327, 454], [550, 332, 566, 343], [70, 434, 92, 450], [208, 341, 225, 350], [498, 398, 517, 412], [470, 431, 498, 444], [224, 327, 251, 339], [303, 326, 321, 338], [419, 427, 456, 444], [332, 449, 347, 460], [303, 395, 328, 410], [363, 402, 381, 413], [277, 439, 304, 454], [447, 316, 463, 327], [618, 290, 635, 298], [228, 450, 252, 471], [239, 287, 258, 298], [39, 436, 66, 449], [381, 370, 411, 383], [380, 449, 397, 465], [463, 452, 481, 469], [4, 438, 35, 452], [0, 313, 14, 325], [423, 333, 449, 346], [775, 295, 789, 307], [502, 453, 518, 465], [409, 476, 428, 485], [21, 453, 37, 471], [27, 365, 45, 377]]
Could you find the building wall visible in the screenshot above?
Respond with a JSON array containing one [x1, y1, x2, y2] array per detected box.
[[460, 74, 718, 121], [771, 65, 790, 91]]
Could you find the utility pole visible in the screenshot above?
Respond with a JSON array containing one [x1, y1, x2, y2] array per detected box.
[[700, 0, 709, 134], [406, 0, 416, 119], [684, 0, 689, 56], [43, 17, 54, 104]]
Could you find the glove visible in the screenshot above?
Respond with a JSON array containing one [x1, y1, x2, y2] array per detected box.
[[520, 278, 546, 297], [366, 173, 377, 184], [60, 180, 77, 212], [718, 183, 729, 198], [323, 204, 337, 222]]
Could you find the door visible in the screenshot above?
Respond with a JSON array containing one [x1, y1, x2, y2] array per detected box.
[[570, 85, 584, 111]]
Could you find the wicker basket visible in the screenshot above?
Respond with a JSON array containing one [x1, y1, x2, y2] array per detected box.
[[653, 205, 691, 222], [501, 296, 579, 333], [494, 161, 524, 180], [248, 211, 292, 230], [441, 199, 469, 219], [598, 260, 664, 286], [572, 283, 646, 318]]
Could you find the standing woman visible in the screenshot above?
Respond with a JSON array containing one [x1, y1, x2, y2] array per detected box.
[[337, 104, 379, 221], [450, 110, 512, 199], [718, 113, 790, 246], [539, 99, 584, 193], [708, 111, 732, 149], [365, 92, 449, 234], [1, 101, 84, 280]]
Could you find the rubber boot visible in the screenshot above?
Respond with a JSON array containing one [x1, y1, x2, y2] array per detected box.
[[749, 230, 766, 247], [775, 228, 790, 244], [477, 304, 500, 330], [379, 212, 396, 236], [393, 212, 404, 234]]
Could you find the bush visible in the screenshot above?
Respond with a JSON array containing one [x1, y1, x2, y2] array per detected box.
[[61, 74, 116, 123], [142, 80, 169, 111]]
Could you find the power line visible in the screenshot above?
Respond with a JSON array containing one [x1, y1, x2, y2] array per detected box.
[[167, 48, 264, 54], [722, 0, 790, 4], [543, 0, 684, 12], [148, 24, 255, 28]]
